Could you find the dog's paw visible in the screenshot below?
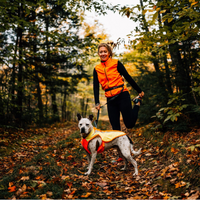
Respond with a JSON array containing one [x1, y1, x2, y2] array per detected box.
[[84, 171, 91, 176], [120, 167, 127, 171], [133, 171, 138, 176], [138, 148, 142, 154]]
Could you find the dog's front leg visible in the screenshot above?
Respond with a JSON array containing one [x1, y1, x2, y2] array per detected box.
[[85, 151, 97, 175], [86, 151, 91, 169]]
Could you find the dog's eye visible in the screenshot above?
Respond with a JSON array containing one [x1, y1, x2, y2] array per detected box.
[[86, 124, 89, 126], [80, 124, 82, 126]]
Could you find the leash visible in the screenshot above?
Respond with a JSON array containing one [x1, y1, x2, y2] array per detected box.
[[94, 85, 124, 128]]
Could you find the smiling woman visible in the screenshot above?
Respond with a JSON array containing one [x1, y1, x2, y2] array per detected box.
[[98, 43, 112, 62], [93, 43, 144, 131]]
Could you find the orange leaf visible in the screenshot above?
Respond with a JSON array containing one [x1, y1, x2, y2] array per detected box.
[[175, 181, 186, 188], [81, 192, 91, 198], [8, 186, 16, 192], [40, 194, 47, 199], [171, 147, 179, 154], [69, 191, 75, 195], [67, 182, 73, 189], [9, 182, 14, 187], [57, 162, 63, 166]]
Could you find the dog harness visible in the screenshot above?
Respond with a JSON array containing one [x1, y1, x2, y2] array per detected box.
[[81, 127, 126, 154], [95, 58, 128, 98]]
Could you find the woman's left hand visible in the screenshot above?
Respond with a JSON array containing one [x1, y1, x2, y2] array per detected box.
[[139, 91, 144, 98]]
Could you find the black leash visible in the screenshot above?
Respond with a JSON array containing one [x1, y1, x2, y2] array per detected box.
[[94, 85, 124, 128]]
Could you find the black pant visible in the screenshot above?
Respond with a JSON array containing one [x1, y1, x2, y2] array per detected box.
[[107, 91, 139, 130]]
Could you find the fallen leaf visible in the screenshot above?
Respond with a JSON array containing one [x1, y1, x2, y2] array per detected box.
[[9, 182, 14, 187], [82, 182, 91, 190], [170, 178, 177, 184], [46, 191, 53, 197], [175, 181, 186, 188], [40, 194, 47, 199], [20, 176, 29, 181], [8, 186, 16, 192], [185, 192, 190, 197], [96, 182, 107, 187], [187, 191, 199, 200], [171, 147, 179, 154], [81, 192, 91, 198]]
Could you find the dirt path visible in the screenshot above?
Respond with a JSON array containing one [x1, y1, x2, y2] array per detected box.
[[0, 121, 199, 199]]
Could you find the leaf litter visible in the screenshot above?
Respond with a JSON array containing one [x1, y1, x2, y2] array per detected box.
[[0, 121, 199, 199]]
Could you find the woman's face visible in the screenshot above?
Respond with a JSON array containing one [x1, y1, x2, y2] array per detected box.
[[98, 47, 110, 62]]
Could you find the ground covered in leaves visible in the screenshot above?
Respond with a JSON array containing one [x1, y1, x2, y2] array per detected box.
[[0, 121, 199, 199]]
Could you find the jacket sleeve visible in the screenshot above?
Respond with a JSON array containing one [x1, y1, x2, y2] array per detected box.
[[117, 61, 142, 93], [93, 68, 100, 104]]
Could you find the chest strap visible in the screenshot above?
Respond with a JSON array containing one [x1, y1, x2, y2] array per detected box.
[[105, 84, 124, 92]]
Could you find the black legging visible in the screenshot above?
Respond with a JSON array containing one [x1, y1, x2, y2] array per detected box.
[[107, 91, 139, 130]]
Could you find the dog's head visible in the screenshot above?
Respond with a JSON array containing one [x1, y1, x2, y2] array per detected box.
[[77, 114, 94, 139]]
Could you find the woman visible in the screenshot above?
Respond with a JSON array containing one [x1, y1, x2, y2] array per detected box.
[[93, 43, 144, 131]]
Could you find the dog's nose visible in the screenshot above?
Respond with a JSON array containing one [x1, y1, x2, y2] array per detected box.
[[81, 127, 85, 133]]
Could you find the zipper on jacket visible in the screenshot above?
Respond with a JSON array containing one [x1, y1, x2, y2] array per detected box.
[[103, 63, 112, 96]]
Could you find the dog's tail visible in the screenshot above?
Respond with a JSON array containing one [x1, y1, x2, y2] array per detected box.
[[130, 145, 142, 156]]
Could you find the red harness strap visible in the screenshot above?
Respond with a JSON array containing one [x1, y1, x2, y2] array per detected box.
[[81, 139, 105, 154]]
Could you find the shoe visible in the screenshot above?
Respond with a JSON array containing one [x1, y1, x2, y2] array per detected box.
[[132, 95, 142, 104]]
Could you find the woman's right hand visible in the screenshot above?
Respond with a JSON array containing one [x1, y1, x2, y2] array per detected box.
[[95, 103, 101, 110]]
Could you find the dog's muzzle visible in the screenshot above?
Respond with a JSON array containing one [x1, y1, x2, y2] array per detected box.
[[80, 127, 88, 139], [81, 127, 85, 134]]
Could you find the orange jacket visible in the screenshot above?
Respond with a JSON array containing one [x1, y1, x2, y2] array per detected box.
[[81, 127, 126, 154], [95, 58, 129, 97], [81, 138, 105, 154]]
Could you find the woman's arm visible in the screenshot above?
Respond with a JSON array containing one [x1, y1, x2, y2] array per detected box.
[[117, 61, 142, 93]]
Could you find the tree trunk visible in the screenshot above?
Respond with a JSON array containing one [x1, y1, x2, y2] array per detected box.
[[45, 16, 59, 121], [140, 0, 167, 99], [158, 10, 173, 95], [10, 29, 19, 119], [33, 9, 44, 122], [80, 98, 85, 117], [62, 91, 67, 122], [163, 54, 173, 94], [162, 4, 192, 97], [16, 3, 23, 126], [168, 42, 191, 95], [84, 98, 89, 117]]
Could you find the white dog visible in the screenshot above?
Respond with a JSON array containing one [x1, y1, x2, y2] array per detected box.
[[77, 114, 141, 176]]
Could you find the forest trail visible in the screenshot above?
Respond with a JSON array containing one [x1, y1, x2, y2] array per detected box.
[[0, 121, 199, 199]]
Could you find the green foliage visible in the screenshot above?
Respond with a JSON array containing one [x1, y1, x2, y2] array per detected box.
[[0, 0, 108, 127], [155, 96, 189, 124], [119, 0, 200, 131], [152, 92, 200, 131]]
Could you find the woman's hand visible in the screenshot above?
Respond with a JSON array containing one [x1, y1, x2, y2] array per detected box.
[[139, 91, 144, 98], [95, 103, 101, 110]]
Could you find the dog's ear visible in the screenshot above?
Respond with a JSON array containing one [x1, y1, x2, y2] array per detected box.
[[88, 114, 93, 121], [77, 113, 82, 121]]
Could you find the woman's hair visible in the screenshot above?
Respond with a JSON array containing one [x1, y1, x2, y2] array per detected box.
[[98, 43, 113, 58]]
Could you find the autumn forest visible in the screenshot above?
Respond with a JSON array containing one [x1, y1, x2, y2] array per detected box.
[[0, 0, 200, 199]]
